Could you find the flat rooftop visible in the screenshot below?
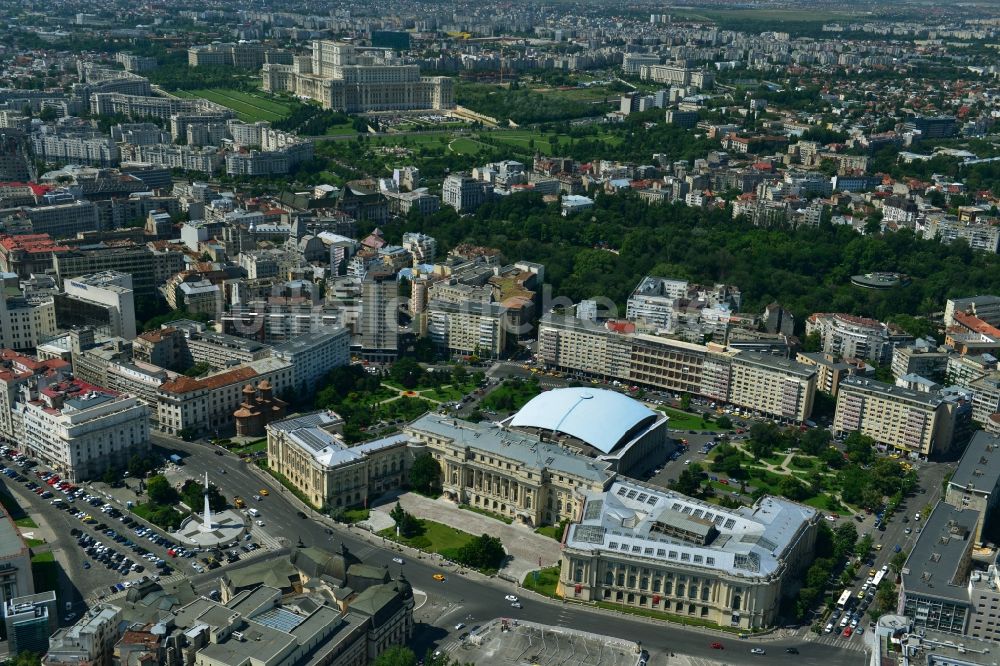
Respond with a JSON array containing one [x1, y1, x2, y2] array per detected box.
[[452, 619, 640, 666], [949, 431, 1000, 494]]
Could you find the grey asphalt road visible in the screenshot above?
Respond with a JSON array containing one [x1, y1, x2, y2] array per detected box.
[[154, 432, 866, 665]]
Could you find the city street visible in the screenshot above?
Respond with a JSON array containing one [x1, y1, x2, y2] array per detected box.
[[156, 432, 866, 665]]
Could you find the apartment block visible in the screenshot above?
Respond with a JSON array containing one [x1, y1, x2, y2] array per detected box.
[[834, 376, 959, 456], [892, 344, 950, 381], [945, 296, 1000, 329], [271, 327, 351, 396], [20, 378, 150, 482], [924, 215, 1000, 254], [442, 173, 493, 213], [806, 312, 914, 365], [970, 373, 1000, 425], [727, 352, 816, 422], [25, 201, 100, 238], [795, 352, 868, 396], [53, 242, 185, 298], [427, 299, 507, 359], [89, 93, 231, 121], [0, 295, 57, 351], [539, 314, 817, 422], [122, 143, 223, 174]]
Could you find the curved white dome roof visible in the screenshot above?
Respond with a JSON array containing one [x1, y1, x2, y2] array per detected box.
[[509, 387, 658, 454]]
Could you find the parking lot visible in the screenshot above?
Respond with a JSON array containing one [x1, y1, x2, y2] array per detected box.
[[0, 446, 264, 603]]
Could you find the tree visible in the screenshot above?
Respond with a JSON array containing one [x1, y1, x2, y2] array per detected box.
[[127, 455, 154, 478], [890, 549, 908, 573], [777, 475, 809, 501], [390, 501, 406, 525], [9, 651, 42, 666], [146, 475, 177, 505], [679, 393, 692, 411], [672, 469, 702, 496], [180, 480, 225, 512], [454, 533, 506, 570], [803, 331, 823, 352], [832, 522, 859, 559], [451, 363, 468, 386], [409, 453, 442, 496], [844, 431, 876, 465], [856, 534, 874, 558], [800, 428, 832, 455], [372, 646, 417, 666], [716, 415, 733, 430], [390, 358, 425, 389]]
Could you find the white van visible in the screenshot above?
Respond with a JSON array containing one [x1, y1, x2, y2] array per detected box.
[[247, 508, 260, 518]]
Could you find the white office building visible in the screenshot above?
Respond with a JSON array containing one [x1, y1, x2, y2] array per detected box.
[[58, 271, 136, 340], [20, 378, 150, 482]]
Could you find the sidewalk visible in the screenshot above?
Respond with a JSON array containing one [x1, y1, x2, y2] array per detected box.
[[370, 491, 562, 582]]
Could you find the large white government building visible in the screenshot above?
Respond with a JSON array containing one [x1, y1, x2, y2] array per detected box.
[[262, 41, 453, 113], [560, 478, 819, 630]]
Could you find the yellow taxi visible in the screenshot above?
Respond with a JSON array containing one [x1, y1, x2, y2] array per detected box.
[[432, 574, 446, 581], [259, 489, 269, 496]]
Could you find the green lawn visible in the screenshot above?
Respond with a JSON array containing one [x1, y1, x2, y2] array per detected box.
[[659, 406, 730, 432], [25, 538, 45, 548], [231, 439, 267, 455], [522, 566, 561, 598], [378, 519, 476, 557], [459, 504, 513, 525], [175, 88, 292, 122], [450, 137, 485, 155], [15, 517, 37, 528], [324, 123, 357, 136], [342, 507, 370, 523], [422, 386, 467, 402], [535, 522, 567, 541]]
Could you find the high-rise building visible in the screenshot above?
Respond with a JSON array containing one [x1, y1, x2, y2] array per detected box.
[[360, 271, 399, 363], [4, 592, 57, 658]]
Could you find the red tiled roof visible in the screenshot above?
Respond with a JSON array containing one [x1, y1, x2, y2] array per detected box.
[[605, 320, 636, 334], [159, 366, 258, 394], [954, 311, 1000, 340]]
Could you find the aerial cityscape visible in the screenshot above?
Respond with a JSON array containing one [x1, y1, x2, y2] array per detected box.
[[0, 0, 998, 664]]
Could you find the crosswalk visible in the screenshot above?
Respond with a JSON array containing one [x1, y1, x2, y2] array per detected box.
[[810, 629, 866, 651]]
